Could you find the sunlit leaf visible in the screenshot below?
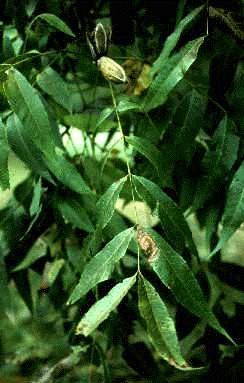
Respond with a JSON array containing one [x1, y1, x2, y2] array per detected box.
[[36, 13, 75, 37], [3, 68, 56, 159], [6, 114, 55, 184], [76, 274, 137, 336], [30, 177, 42, 216], [97, 176, 128, 229], [14, 238, 48, 271], [47, 259, 65, 286], [138, 275, 188, 368], [67, 227, 134, 304]]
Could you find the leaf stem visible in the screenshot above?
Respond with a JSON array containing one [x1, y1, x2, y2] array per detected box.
[[109, 81, 141, 270]]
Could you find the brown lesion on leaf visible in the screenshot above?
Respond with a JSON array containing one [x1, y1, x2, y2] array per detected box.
[[136, 225, 159, 263]]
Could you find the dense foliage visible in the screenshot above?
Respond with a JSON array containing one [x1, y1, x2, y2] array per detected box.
[[1, 0, 244, 382]]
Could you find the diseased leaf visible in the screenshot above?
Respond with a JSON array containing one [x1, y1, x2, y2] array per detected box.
[[144, 37, 205, 111], [133, 175, 198, 258], [0, 118, 10, 190], [3, 68, 56, 158], [97, 176, 128, 229], [145, 228, 234, 344], [67, 227, 134, 304], [125, 136, 162, 176], [36, 13, 75, 37], [138, 275, 187, 368], [76, 274, 137, 336], [210, 160, 244, 257]]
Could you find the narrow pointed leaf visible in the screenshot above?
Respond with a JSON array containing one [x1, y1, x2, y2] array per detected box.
[[0, 119, 10, 190], [4, 68, 56, 158], [36, 66, 71, 111], [151, 6, 204, 76], [138, 275, 187, 368], [144, 37, 205, 111], [194, 117, 239, 209], [210, 160, 244, 257], [36, 13, 75, 37], [133, 175, 197, 258], [97, 176, 127, 229], [6, 114, 55, 184], [145, 228, 234, 344], [30, 177, 42, 216], [67, 227, 134, 304], [76, 274, 137, 336], [160, 90, 204, 175], [44, 153, 92, 194], [14, 238, 48, 271], [125, 136, 162, 176], [47, 259, 65, 286], [57, 195, 94, 232]]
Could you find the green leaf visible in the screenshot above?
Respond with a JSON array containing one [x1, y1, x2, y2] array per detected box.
[[67, 227, 134, 304], [138, 275, 187, 368], [151, 6, 204, 76], [210, 160, 244, 257], [125, 136, 162, 176], [96, 106, 114, 128], [44, 152, 92, 194], [36, 66, 72, 111], [96, 176, 128, 229], [4, 68, 56, 159], [0, 118, 10, 190], [160, 89, 204, 176], [64, 113, 115, 132], [47, 259, 65, 286], [36, 13, 75, 37], [145, 228, 234, 344], [133, 175, 198, 257], [194, 117, 239, 209], [57, 195, 94, 232], [96, 100, 139, 128], [117, 100, 140, 113], [0, 245, 11, 318], [76, 274, 137, 336], [14, 238, 48, 271], [30, 177, 42, 216], [6, 114, 55, 184], [144, 37, 205, 111]]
